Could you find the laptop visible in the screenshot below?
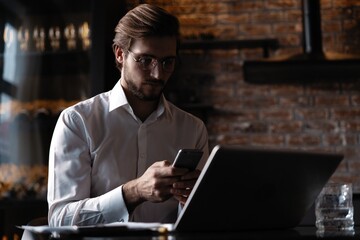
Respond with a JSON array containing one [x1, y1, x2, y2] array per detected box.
[[174, 145, 344, 232]]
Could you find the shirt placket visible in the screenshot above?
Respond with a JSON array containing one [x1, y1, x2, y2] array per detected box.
[[137, 123, 147, 176]]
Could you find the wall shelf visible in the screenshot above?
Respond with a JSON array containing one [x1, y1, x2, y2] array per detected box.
[[180, 39, 279, 57]]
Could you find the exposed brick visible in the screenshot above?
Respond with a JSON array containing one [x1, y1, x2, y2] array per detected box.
[[212, 100, 242, 113], [178, 14, 216, 27], [269, 84, 305, 95], [303, 120, 339, 133], [284, 9, 302, 21], [251, 12, 285, 23], [314, 95, 350, 106], [332, 109, 360, 119], [166, 5, 196, 14], [341, 146, 360, 161], [259, 108, 293, 120], [321, 9, 344, 21], [269, 120, 303, 133], [323, 134, 358, 146], [340, 120, 360, 131], [209, 25, 239, 39], [331, 175, 356, 186], [237, 83, 271, 97], [277, 34, 302, 46], [233, 2, 265, 12], [305, 83, 342, 94], [208, 85, 235, 99], [349, 161, 360, 175], [294, 108, 328, 120], [322, 34, 336, 51], [279, 96, 310, 107], [233, 121, 268, 133], [266, 0, 300, 9], [322, 21, 342, 32], [343, 19, 359, 30], [196, 2, 231, 14], [217, 14, 250, 24], [239, 96, 278, 109], [251, 134, 285, 146], [207, 120, 232, 133], [215, 134, 251, 146], [238, 24, 272, 36], [334, 0, 360, 7], [215, 73, 241, 84], [321, 0, 333, 9], [287, 134, 322, 146], [273, 23, 302, 34]]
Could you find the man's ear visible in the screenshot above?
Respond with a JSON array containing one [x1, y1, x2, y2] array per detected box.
[[115, 46, 124, 63]]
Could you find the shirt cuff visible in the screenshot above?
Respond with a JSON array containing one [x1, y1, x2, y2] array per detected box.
[[99, 185, 129, 223]]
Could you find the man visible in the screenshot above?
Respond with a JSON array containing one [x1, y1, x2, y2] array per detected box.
[[47, 4, 209, 226]]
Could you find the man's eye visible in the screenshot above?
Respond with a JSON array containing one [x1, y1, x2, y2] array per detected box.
[[164, 58, 175, 65], [139, 57, 153, 66]]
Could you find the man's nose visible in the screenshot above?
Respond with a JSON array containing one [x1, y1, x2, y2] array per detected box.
[[149, 61, 164, 79]]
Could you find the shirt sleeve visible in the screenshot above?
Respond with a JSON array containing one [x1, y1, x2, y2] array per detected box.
[[47, 109, 129, 226]]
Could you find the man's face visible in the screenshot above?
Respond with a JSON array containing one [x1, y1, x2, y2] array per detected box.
[[121, 36, 177, 101]]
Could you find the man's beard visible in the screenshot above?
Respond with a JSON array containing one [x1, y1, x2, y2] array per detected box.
[[123, 65, 165, 101]]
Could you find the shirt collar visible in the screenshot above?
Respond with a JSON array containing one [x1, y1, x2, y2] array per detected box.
[[109, 80, 128, 112]]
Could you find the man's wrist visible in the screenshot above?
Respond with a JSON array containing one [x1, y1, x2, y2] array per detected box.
[[122, 180, 145, 213]]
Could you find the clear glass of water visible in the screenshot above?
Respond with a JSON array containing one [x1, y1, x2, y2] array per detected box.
[[315, 182, 354, 232]]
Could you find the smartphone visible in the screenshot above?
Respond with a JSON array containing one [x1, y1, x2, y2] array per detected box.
[[172, 149, 203, 171]]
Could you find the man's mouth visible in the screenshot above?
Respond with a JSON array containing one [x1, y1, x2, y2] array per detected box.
[[145, 80, 165, 87]]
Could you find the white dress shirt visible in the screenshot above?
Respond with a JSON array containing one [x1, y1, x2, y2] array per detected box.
[[47, 80, 209, 226]]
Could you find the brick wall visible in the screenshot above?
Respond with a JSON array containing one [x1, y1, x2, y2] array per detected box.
[[128, 0, 360, 192]]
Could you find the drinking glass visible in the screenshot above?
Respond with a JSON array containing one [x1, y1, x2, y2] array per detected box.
[[315, 182, 354, 232]]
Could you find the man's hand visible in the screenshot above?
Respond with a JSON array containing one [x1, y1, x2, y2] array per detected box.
[[171, 169, 201, 205], [122, 160, 188, 213]]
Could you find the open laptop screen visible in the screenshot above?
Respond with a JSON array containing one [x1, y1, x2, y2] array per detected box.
[[174, 145, 343, 232]]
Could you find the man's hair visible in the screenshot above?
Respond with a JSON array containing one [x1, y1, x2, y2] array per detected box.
[[112, 4, 180, 70]]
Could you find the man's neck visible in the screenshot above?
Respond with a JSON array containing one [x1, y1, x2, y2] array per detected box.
[[126, 92, 159, 122]]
